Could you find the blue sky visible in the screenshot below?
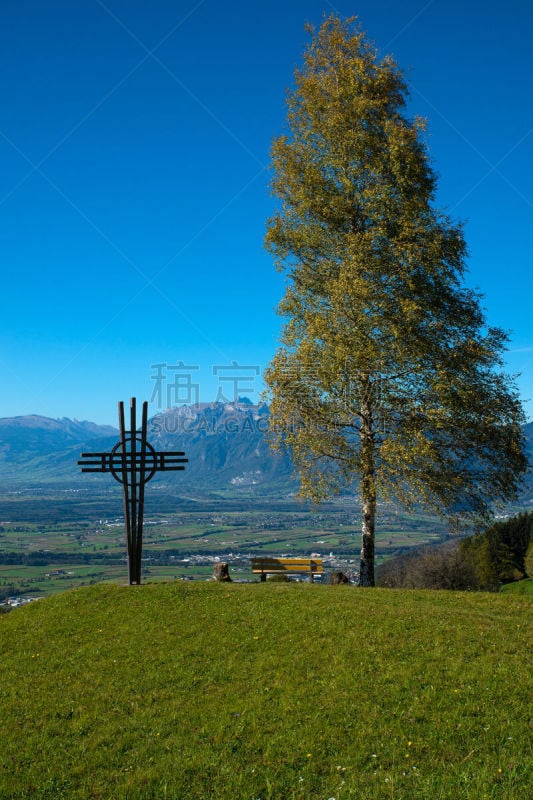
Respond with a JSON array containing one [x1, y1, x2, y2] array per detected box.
[[0, 0, 531, 425]]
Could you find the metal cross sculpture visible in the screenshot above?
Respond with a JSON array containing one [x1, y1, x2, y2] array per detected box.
[[78, 398, 187, 585]]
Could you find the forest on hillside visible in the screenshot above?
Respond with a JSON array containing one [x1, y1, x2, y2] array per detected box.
[[377, 511, 533, 591]]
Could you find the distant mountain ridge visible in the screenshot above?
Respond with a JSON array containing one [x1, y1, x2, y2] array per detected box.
[[0, 405, 531, 501], [147, 402, 291, 489], [0, 403, 292, 491], [0, 415, 118, 462]]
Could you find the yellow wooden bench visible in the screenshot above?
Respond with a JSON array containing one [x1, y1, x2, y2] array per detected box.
[[251, 557, 323, 583]]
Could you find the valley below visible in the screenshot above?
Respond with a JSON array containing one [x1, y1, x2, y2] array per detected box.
[[1, 404, 531, 601], [0, 485, 457, 600]]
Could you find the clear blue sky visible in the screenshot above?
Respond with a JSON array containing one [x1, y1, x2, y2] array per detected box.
[[0, 0, 532, 425]]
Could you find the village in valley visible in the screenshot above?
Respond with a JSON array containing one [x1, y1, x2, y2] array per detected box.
[[0, 487, 455, 602]]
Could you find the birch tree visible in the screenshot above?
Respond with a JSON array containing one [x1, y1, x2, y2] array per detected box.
[[264, 16, 527, 586]]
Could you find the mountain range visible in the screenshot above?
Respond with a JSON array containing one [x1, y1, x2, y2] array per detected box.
[[0, 403, 532, 501], [0, 402, 293, 492]]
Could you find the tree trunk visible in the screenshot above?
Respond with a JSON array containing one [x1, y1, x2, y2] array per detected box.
[[360, 487, 376, 586], [359, 391, 376, 587]]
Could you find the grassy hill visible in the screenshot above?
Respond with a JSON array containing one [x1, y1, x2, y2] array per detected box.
[[1, 583, 531, 800]]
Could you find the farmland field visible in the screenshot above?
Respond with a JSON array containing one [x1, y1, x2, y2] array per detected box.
[[0, 488, 453, 598]]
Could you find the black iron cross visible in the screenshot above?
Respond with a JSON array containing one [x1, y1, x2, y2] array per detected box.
[[78, 398, 187, 585]]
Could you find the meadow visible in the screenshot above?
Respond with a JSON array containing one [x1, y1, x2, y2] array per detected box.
[[1, 582, 531, 799]]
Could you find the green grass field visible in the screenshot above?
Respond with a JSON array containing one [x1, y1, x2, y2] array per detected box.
[[1, 583, 531, 799]]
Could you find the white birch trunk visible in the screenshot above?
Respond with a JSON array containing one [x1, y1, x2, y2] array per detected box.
[[359, 388, 376, 587]]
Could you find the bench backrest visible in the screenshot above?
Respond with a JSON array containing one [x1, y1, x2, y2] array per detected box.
[[251, 557, 323, 574]]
